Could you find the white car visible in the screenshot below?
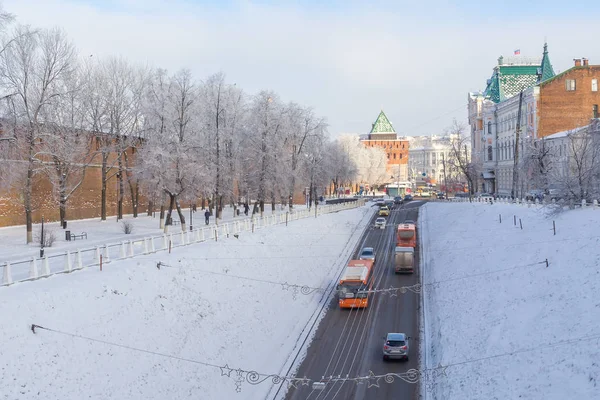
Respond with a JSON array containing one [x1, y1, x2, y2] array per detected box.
[[375, 217, 386, 229]]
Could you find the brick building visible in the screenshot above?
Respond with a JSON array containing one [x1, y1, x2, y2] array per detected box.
[[537, 59, 600, 138], [360, 110, 409, 184]]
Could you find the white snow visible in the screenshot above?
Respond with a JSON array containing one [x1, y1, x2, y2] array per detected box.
[[421, 202, 600, 400], [0, 204, 374, 399]]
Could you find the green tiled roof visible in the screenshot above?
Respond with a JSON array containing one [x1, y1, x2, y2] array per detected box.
[[538, 43, 555, 83], [370, 110, 395, 134], [483, 43, 555, 103]]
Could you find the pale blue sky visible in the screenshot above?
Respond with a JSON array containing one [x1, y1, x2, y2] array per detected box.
[[4, 0, 600, 137]]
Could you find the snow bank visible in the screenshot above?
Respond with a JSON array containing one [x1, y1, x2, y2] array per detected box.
[[421, 202, 600, 400], [0, 206, 373, 400]]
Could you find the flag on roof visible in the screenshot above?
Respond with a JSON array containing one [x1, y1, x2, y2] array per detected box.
[[514, 49, 521, 55]]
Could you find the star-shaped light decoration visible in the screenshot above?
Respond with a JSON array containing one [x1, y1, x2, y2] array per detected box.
[[367, 370, 381, 388], [220, 364, 232, 377], [281, 282, 291, 291]]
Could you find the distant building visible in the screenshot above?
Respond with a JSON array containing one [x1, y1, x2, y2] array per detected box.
[[360, 110, 409, 185], [406, 135, 453, 185]]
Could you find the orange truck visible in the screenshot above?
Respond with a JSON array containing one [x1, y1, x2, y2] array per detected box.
[[396, 224, 416, 248], [337, 259, 375, 308]]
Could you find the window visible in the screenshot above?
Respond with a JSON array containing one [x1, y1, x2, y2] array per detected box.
[[487, 146, 493, 161], [593, 104, 598, 119], [566, 79, 576, 91], [393, 153, 397, 159], [487, 121, 492, 135], [593, 79, 598, 92]]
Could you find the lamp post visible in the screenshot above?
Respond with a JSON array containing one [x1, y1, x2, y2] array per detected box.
[[189, 206, 193, 231], [40, 216, 44, 258]]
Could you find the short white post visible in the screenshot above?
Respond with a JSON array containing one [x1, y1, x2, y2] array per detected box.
[[3, 263, 13, 285], [29, 257, 38, 279], [42, 256, 50, 276], [143, 238, 149, 254], [76, 250, 83, 269], [150, 237, 156, 252], [200, 228, 205, 241], [104, 244, 110, 262], [120, 241, 127, 258], [128, 240, 134, 257], [168, 233, 174, 247], [163, 234, 168, 250], [593, 200, 598, 209], [94, 246, 101, 262], [65, 251, 72, 273], [582, 199, 587, 208], [180, 230, 186, 245]]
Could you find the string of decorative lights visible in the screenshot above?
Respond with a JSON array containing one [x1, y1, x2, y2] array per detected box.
[[29, 323, 600, 393]]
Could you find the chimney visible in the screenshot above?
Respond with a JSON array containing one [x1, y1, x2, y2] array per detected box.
[[583, 58, 589, 66], [574, 59, 582, 67]]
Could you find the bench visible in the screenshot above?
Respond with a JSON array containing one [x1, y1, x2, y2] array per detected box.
[[70, 232, 88, 241]]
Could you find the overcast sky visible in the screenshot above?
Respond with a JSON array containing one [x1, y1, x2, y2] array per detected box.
[[4, 0, 600, 138]]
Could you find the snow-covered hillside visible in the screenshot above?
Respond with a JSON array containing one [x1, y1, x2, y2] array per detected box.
[[0, 206, 373, 400], [421, 202, 600, 400]]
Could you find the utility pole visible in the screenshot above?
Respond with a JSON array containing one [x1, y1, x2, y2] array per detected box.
[[464, 144, 471, 197], [442, 152, 448, 196], [511, 91, 524, 199]]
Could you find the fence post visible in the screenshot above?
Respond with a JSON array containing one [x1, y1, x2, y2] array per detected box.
[[128, 240, 134, 257], [143, 238, 149, 254], [29, 257, 38, 279], [201, 228, 205, 241], [3, 263, 13, 285], [76, 250, 83, 269], [65, 251, 72, 273], [150, 237, 156, 252], [94, 246, 101, 262], [168, 233, 174, 248], [41, 256, 50, 276], [104, 244, 110, 262], [180, 230, 186, 245], [582, 199, 587, 208], [594, 200, 598, 209], [120, 241, 127, 258], [162, 234, 168, 250]]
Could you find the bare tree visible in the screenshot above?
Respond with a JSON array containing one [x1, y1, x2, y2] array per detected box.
[[0, 26, 76, 242], [445, 120, 477, 198]]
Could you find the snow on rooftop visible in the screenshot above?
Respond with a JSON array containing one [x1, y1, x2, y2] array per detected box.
[[544, 125, 588, 140], [420, 202, 600, 399]]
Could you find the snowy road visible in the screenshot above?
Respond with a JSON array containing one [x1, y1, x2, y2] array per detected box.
[[283, 200, 423, 400]]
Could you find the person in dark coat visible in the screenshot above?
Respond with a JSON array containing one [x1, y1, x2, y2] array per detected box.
[[204, 209, 210, 225], [244, 203, 249, 216]]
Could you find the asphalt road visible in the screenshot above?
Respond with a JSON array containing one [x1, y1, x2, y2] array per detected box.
[[284, 200, 424, 400]]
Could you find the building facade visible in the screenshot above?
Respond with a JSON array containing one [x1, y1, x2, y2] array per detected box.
[[406, 135, 456, 187], [360, 110, 409, 183], [468, 44, 600, 197]]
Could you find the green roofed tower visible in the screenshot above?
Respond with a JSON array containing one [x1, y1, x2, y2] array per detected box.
[[369, 110, 397, 140], [483, 43, 555, 103]]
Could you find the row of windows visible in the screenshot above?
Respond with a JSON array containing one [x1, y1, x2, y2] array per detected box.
[[566, 78, 598, 92], [387, 153, 404, 159], [368, 142, 406, 149]]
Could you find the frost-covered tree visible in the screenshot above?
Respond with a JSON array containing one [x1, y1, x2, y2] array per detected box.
[[336, 134, 386, 192], [326, 139, 357, 196], [137, 69, 205, 232], [0, 26, 76, 243], [445, 120, 477, 197]]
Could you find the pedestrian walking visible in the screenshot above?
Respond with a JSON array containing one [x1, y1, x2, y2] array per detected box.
[[244, 203, 249, 216], [204, 209, 210, 225]]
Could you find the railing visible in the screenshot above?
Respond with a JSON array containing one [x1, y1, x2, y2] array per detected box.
[[431, 196, 600, 209], [1, 200, 364, 287]]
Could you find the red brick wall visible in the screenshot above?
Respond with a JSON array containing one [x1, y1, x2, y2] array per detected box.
[[538, 66, 600, 138], [361, 139, 409, 167]]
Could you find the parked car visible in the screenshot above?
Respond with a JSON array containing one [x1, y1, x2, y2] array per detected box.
[[393, 196, 403, 205], [379, 206, 390, 216], [359, 247, 376, 262], [383, 332, 409, 361], [385, 200, 394, 209], [404, 219, 415, 225], [437, 193, 446, 200], [404, 194, 413, 201], [374, 217, 386, 229], [455, 192, 469, 198], [477, 193, 494, 200]]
